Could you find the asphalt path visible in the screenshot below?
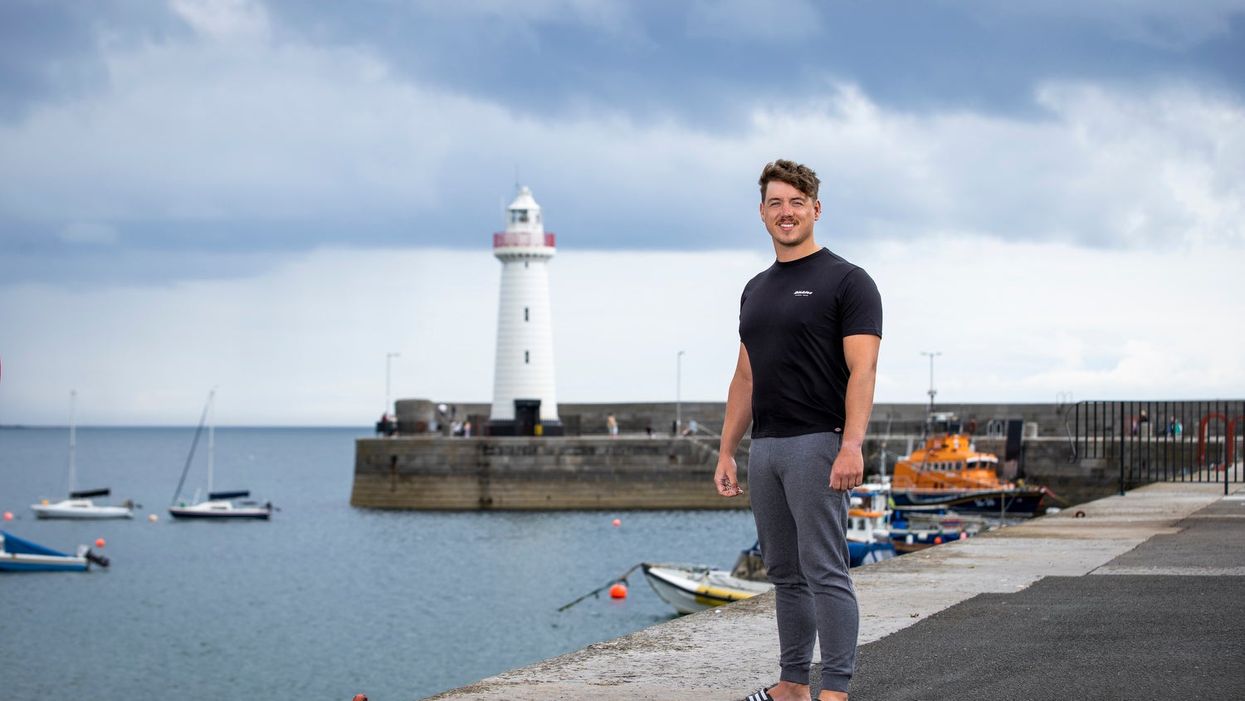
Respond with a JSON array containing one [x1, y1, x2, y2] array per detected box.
[[847, 496, 1245, 700]]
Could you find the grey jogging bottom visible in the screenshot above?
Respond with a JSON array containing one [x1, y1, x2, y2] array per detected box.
[[748, 431, 858, 693]]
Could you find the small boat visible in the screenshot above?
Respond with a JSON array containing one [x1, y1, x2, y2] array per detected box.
[[169, 492, 272, 520], [32, 490, 134, 520], [888, 511, 985, 554], [169, 390, 273, 521], [31, 391, 134, 520], [0, 531, 110, 572], [890, 412, 1047, 517], [643, 513, 894, 617], [642, 563, 773, 616]]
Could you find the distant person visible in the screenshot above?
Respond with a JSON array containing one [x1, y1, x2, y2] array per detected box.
[[464, 419, 473, 437], [645, 423, 654, 438], [716, 159, 882, 701], [1138, 409, 1150, 437], [606, 413, 619, 438]]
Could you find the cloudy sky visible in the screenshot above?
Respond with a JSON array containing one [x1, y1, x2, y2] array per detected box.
[[1, 0, 1242, 426]]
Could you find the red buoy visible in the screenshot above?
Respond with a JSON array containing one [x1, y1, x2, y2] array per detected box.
[[609, 582, 628, 599], [2, 511, 12, 521], [94, 538, 106, 548], [611, 518, 621, 527], [933, 536, 942, 545]]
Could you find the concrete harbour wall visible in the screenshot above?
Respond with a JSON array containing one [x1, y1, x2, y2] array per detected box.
[[359, 401, 1149, 510], [351, 436, 749, 510]]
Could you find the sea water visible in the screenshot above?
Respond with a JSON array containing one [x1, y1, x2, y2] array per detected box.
[[0, 427, 758, 699]]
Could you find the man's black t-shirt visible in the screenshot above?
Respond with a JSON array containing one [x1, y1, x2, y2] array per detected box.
[[739, 247, 883, 438]]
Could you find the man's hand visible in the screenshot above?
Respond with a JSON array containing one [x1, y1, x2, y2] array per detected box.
[[715, 455, 744, 497], [829, 443, 864, 491]]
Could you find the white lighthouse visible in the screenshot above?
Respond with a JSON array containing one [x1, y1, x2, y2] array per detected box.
[[488, 185, 563, 436]]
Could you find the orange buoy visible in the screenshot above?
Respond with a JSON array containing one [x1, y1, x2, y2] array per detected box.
[[611, 518, 621, 527], [933, 536, 942, 545], [609, 582, 628, 599], [94, 538, 106, 548], [148, 514, 159, 522], [959, 532, 968, 540], [2, 511, 12, 521]]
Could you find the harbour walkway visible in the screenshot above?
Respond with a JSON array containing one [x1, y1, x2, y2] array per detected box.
[[426, 481, 1245, 700]]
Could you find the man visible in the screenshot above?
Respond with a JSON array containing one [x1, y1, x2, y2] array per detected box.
[[716, 159, 882, 701]]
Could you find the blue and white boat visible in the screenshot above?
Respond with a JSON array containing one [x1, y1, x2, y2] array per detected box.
[[847, 483, 896, 566], [0, 531, 109, 572]]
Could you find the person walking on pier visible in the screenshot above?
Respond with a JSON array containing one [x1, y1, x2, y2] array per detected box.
[[716, 159, 882, 701]]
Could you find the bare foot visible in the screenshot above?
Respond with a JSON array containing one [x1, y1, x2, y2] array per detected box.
[[764, 680, 813, 701], [818, 690, 847, 701]]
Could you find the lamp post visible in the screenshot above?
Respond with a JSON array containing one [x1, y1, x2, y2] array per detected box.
[[385, 352, 401, 417], [920, 350, 941, 415], [676, 350, 685, 436]]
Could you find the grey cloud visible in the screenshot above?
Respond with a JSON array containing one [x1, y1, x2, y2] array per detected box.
[[0, 0, 1242, 290]]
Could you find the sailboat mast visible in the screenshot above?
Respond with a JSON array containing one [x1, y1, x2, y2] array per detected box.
[[207, 390, 215, 495], [68, 389, 77, 495], [171, 389, 214, 505]]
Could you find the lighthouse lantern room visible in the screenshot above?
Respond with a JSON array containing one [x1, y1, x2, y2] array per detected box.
[[488, 186, 563, 436]]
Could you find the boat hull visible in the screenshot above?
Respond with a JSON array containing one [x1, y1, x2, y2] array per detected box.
[[848, 539, 896, 567], [168, 506, 270, 520], [31, 502, 133, 520], [641, 563, 772, 615], [0, 532, 95, 572], [890, 488, 1046, 516], [889, 528, 971, 554], [0, 552, 89, 572]]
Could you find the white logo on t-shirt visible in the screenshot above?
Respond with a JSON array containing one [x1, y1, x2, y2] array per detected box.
[[793, 290, 813, 296]]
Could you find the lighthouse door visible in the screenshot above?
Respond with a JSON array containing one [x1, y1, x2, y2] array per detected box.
[[514, 399, 542, 437]]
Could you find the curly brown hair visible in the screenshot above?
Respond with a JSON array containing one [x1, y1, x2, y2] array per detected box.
[[758, 159, 820, 202]]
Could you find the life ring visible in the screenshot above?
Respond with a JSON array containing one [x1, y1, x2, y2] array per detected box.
[[1075, 510, 1086, 518]]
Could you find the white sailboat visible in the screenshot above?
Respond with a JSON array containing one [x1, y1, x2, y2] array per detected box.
[[31, 391, 134, 520], [169, 390, 272, 520]]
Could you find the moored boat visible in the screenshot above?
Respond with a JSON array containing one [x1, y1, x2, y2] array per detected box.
[[169, 390, 274, 521], [644, 509, 895, 616], [32, 494, 134, 520], [30, 392, 134, 520], [887, 511, 985, 554], [169, 492, 272, 520], [641, 562, 773, 615], [847, 483, 896, 566], [0, 531, 110, 572], [891, 413, 1047, 517]]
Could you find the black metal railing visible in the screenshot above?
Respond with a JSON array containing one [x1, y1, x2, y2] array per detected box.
[[1072, 400, 1244, 495]]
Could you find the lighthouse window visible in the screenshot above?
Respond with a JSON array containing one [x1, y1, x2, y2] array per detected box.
[[524, 350, 530, 364], [510, 209, 529, 223], [524, 307, 529, 321]]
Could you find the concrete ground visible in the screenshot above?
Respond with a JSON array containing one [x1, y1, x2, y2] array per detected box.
[[425, 481, 1244, 700]]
